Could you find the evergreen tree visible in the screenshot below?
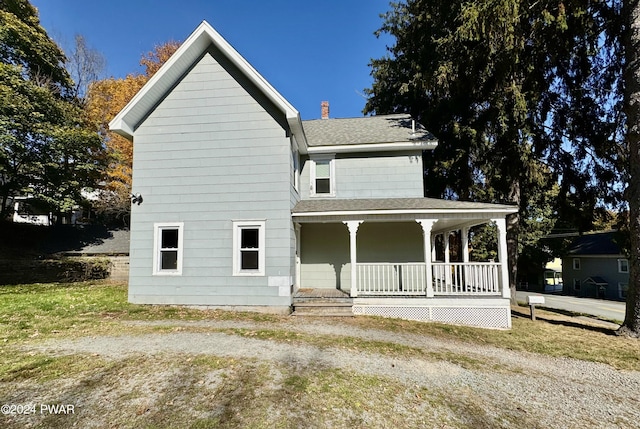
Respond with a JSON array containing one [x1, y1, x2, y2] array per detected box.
[[621, 0, 640, 336], [365, 0, 623, 303]]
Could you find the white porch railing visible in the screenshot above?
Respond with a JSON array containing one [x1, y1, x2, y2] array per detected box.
[[355, 262, 502, 296], [432, 262, 501, 295], [357, 263, 427, 296]]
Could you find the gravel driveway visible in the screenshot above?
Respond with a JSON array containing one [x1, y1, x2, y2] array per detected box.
[[5, 317, 640, 428]]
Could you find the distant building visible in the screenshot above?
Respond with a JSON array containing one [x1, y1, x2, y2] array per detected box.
[[562, 231, 628, 300], [543, 258, 563, 293]]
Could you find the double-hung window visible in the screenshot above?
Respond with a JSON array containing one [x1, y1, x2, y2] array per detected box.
[[310, 156, 335, 196], [572, 258, 581, 270], [618, 259, 629, 273], [153, 222, 184, 275], [292, 149, 300, 193], [233, 221, 265, 276], [619, 283, 629, 299]]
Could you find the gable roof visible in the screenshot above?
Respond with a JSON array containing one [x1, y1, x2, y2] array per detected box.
[[566, 231, 624, 256], [109, 21, 307, 149], [584, 276, 608, 285], [302, 114, 438, 153]]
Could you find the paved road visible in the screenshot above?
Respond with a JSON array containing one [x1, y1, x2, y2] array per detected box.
[[515, 291, 626, 323]]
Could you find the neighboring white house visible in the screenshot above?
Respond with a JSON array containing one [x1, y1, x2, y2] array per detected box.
[[543, 258, 563, 293], [11, 197, 53, 226], [109, 21, 518, 329], [9, 189, 100, 226]]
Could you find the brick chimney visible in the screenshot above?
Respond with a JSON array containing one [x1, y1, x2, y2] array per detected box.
[[321, 101, 329, 119]]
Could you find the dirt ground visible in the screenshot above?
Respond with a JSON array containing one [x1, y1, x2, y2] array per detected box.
[[2, 317, 639, 428]]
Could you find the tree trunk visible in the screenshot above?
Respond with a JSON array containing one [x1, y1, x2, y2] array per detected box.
[[507, 179, 521, 305], [0, 193, 9, 219], [620, 0, 640, 337]]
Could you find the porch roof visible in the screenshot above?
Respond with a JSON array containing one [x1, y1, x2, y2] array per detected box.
[[292, 197, 518, 214], [292, 198, 518, 231]]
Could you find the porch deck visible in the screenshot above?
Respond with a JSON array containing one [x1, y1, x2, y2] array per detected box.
[[291, 288, 511, 329], [294, 288, 351, 299]]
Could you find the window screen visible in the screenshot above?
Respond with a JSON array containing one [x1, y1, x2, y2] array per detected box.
[[315, 160, 331, 194]]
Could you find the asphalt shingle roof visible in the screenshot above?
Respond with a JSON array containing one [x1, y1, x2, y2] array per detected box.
[[40, 226, 131, 255], [302, 114, 436, 147], [292, 198, 518, 213], [566, 231, 624, 256]]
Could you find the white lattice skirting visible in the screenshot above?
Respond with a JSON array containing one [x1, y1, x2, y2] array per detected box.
[[352, 305, 512, 329]]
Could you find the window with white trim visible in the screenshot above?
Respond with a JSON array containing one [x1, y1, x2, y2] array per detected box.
[[572, 258, 581, 270], [618, 258, 629, 273], [310, 156, 335, 196], [153, 222, 184, 275], [619, 283, 629, 299], [233, 221, 265, 276], [573, 278, 581, 291], [292, 149, 300, 193]]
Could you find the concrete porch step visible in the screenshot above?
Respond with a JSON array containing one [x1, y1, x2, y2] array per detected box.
[[291, 301, 354, 317], [292, 288, 354, 317]]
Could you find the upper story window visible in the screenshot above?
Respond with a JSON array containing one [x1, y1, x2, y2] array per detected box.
[[153, 222, 184, 275], [618, 259, 629, 273], [233, 220, 266, 276], [572, 258, 580, 270], [292, 149, 300, 193], [310, 156, 335, 197]]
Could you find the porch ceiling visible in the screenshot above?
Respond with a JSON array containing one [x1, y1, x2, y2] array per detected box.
[[292, 198, 517, 229]]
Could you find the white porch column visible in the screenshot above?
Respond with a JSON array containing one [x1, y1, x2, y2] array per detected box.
[[494, 218, 510, 298], [344, 220, 363, 297], [461, 227, 470, 263], [294, 223, 301, 290], [444, 231, 453, 287], [417, 219, 436, 297], [431, 234, 437, 261], [444, 232, 451, 264], [461, 227, 470, 291]]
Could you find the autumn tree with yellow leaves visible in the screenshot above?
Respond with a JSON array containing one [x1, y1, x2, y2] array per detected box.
[[86, 41, 180, 225]]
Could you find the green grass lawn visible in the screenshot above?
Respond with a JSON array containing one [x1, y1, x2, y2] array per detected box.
[[1, 281, 638, 373]]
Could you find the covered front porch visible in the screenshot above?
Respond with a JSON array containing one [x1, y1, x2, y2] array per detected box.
[[291, 198, 518, 328]]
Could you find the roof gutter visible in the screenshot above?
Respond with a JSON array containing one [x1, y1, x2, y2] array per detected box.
[[307, 140, 438, 154]]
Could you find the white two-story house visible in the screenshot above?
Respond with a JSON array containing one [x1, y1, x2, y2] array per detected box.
[[110, 21, 518, 329]]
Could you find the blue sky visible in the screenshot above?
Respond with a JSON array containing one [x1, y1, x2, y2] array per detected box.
[[31, 0, 394, 120]]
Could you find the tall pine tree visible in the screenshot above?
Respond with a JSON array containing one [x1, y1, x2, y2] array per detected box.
[[366, 0, 624, 303], [621, 0, 640, 336]]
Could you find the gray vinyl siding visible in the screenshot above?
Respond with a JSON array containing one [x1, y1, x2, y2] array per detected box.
[[300, 222, 424, 290], [300, 151, 424, 200], [128, 48, 294, 307], [290, 147, 301, 286], [562, 256, 629, 300]]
